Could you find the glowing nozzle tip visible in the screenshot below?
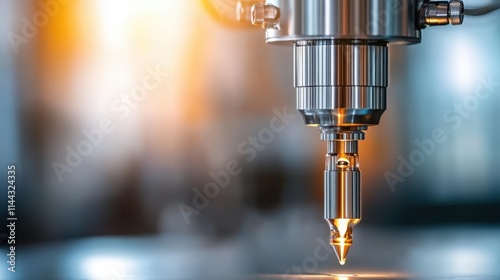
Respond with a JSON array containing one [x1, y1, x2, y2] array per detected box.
[[332, 243, 351, 265], [327, 219, 357, 266]]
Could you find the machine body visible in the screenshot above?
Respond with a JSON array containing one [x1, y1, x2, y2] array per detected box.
[[238, 0, 464, 264]]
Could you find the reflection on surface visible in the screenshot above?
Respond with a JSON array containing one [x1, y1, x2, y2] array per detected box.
[[12, 227, 500, 280], [247, 272, 412, 279], [82, 256, 135, 280], [245, 274, 500, 280], [328, 273, 412, 279]]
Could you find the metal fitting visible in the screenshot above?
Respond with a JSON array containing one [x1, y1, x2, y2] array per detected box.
[[419, 0, 464, 28], [251, 4, 280, 29], [320, 127, 366, 141], [449, 0, 464, 25], [295, 41, 388, 128], [236, 1, 262, 23]]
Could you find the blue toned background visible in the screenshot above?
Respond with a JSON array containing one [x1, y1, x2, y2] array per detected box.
[[0, 0, 499, 279]]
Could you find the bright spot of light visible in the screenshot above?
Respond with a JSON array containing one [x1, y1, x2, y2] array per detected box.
[[410, 242, 495, 275], [330, 273, 410, 279], [332, 274, 353, 280], [95, 0, 191, 51], [446, 248, 491, 275], [83, 256, 133, 279], [96, 0, 134, 50], [449, 39, 482, 94]]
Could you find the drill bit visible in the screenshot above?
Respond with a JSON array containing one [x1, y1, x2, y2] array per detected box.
[[323, 130, 362, 265]]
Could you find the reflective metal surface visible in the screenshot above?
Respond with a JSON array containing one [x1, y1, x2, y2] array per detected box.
[[251, 3, 280, 29], [261, 0, 423, 264], [419, 0, 464, 28], [324, 140, 361, 219], [246, 0, 465, 265], [324, 137, 362, 264], [294, 40, 387, 259], [295, 41, 388, 127], [265, 0, 422, 44]]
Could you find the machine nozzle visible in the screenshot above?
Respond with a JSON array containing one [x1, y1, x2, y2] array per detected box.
[[323, 129, 363, 265], [240, 0, 466, 266]]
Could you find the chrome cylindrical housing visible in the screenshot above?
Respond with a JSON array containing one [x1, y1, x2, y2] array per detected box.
[[295, 41, 388, 127], [325, 171, 361, 219], [265, 0, 422, 44], [324, 140, 361, 220], [265, 0, 421, 127]]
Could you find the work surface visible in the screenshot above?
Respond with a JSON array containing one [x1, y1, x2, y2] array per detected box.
[[2, 226, 500, 280]]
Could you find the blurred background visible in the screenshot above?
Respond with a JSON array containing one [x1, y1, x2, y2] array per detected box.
[[0, 0, 499, 279]]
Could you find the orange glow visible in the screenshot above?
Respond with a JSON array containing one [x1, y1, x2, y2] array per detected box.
[[328, 218, 360, 265]]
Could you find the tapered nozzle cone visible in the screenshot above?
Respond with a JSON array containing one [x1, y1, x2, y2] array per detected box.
[[332, 243, 351, 265], [327, 219, 357, 265]]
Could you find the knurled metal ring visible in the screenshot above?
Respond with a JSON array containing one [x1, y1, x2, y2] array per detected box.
[[449, 0, 464, 25], [321, 131, 366, 141]]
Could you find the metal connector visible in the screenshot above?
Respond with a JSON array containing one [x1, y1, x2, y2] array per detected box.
[[250, 3, 280, 29], [236, 1, 262, 23], [419, 0, 464, 28], [449, 0, 464, 25]]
